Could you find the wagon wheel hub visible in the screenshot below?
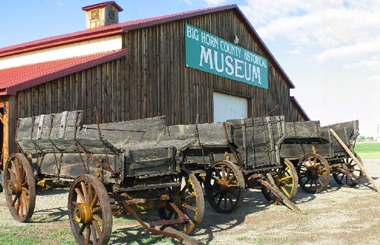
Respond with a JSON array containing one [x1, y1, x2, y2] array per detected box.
[[306, 168, 319, 179], [10, 180, 22, 195], [74, 203, 93, 224], [217, 178, 230, 193]]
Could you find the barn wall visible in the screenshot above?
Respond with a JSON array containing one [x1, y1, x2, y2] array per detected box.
[[14, 9, 305, 127], [16, 58, 127, 124], [122, 10, 299, 125], [289, 102, 308, 122]]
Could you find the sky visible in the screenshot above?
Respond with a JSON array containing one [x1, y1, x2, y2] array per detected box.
[[1, 0, 379, 138]]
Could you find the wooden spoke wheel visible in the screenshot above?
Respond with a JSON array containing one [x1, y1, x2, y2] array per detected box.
[[68, 174, 112, 245], [262, 158, 298, 205], [333, 155, 363, 187], [4, 153, 36, 222], [204, 160, 245, 213], [297, 154, 330, 194], [158, 170, 205, 235]]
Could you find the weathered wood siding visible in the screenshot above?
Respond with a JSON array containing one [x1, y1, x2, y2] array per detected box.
[[15, 9, 305, 127], [289, 102, 308, 122], [122, 10, 303, 125], [16, 59, 127, 124]]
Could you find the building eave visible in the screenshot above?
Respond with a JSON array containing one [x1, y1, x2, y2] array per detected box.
[[0, 49, 128, 96], [290, 96, 310, 121], [0, 28, 125, 58]]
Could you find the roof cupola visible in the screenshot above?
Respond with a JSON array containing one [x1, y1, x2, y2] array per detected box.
[[82, 1, 123, 29]]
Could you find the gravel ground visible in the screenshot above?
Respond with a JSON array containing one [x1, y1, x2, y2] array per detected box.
[[1, 159, 380, 244]]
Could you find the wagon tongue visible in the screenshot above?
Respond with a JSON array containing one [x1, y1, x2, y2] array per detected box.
[[259, 173, 302, 213], [162, 226, 201, 245], [121, 200, 199, 244]]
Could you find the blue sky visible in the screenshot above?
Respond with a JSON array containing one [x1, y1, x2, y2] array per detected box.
[[1, 0, 379, 137]]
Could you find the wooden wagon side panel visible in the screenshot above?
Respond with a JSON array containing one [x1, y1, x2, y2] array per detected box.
[[228, 116, 285, 169], [321, 120, 359, 157], [280, 121, 332, 160]]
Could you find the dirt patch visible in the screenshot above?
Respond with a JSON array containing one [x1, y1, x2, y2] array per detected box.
[[1, 159, 380, 244]]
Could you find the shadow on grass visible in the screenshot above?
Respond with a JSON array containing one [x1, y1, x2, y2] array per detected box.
[[109, 187, 308, 244], [31, 207, 68, 223]]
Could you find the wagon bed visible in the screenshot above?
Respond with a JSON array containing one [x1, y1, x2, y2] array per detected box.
[[16, 111, 179, 185], [5, 110, 205, 244], [320, 120, 360, 161], [164, 115, 300, 213], [278, 119, 362, 193]]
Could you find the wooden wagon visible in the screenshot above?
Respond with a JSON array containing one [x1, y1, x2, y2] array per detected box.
[[164, 115, 300, 213], [2, 110, 204, 244], [321, 120, 363, 186], [279, 120, 363, 193]]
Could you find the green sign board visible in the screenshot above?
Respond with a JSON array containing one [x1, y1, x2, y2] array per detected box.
[[185, 23, 269, 89]]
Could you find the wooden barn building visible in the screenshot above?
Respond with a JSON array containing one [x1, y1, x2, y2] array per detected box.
[[0, 2, 309, 165]]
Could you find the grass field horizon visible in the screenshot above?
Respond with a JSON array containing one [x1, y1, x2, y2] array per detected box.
[[355, 142, 380, 159]]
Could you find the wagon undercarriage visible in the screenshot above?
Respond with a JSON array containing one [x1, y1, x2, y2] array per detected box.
[[2, 109, 376, 244]]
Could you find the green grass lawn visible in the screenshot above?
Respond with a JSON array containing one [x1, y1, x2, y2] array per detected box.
[[355, 142, 380, 159]]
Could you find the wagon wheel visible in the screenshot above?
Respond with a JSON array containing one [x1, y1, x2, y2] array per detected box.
[[4, 153, 36, 222], [297, 154, 330, 193], [68, 174, 112, 245], [204, 160, 245, 213], [261, 158, 298, 205], [158, 169, 204, 235], [333, 155, 363, 187]]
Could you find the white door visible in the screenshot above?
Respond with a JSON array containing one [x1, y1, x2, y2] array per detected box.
[[213, 92, 248, 122]]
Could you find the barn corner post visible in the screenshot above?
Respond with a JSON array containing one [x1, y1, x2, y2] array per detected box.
[[0, 99, 6, 188], [0, 97, 16, 176], [0, 101, 3, 189]]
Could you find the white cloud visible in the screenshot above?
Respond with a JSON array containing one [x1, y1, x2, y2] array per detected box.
[[288, 49, 302, 55], [367, 75, 380, 81], [317, 37, 380, 62], [240, 1, 380, 63], [238, 1, 380, 137]]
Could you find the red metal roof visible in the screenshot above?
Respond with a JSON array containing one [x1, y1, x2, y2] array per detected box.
[[0, 49, 128, 96], [0, 5, 237, 58], [0, 4, 295, 89]]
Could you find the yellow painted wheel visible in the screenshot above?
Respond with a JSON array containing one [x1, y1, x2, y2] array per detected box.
[[262, 158, 298, 204], [68, 174, 112, 245]]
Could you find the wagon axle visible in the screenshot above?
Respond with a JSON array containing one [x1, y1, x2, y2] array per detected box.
[[121, 198, 195, 244], [10, 179, 22, 195], [74, 203, 93, 224]]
